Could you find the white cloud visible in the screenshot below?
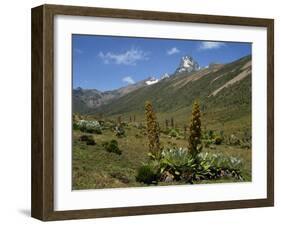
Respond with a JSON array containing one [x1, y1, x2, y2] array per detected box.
[[122, 76, 135, 85], [199, 41, 225, 50], [98, 48, 148, 65], [167, 47, 180, 55]]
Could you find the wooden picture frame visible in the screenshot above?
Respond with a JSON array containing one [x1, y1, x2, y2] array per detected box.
[[31, 4, 274, 221]]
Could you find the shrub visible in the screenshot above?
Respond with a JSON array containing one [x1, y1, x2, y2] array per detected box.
[[77, 120, 102, 134], [79, 135, 92, 142], [86, 139, 96, 145], [73, 122, 79, 130], [102, 140, 122, 155], [136, 163, 158, 184], [214, 136, 223, 145]]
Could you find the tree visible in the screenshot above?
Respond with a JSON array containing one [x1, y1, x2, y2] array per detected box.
[[188, 101, 202, 158], [145, 101, 160, 159]]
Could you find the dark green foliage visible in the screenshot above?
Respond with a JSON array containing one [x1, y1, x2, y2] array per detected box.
[[136, 163, 158, 184], [188, 101, 202, 158], [73, 122, 79, 130], [79, 135, 96, 145], [214, 136, 223, 145], [85, 127, 101, 134], [102, 140, 122, 155], [79, 135, 92, 142], [86, 139, 96, 145]]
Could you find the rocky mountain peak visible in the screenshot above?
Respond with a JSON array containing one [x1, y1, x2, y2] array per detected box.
[[175, 56, 199, 74]]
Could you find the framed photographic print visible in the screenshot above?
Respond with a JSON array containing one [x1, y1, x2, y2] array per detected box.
[[31, 4, 274, 221]]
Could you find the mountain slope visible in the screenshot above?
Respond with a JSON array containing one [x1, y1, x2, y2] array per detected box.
[[87, 55, 251, 118], [73, 78, 150, 113]]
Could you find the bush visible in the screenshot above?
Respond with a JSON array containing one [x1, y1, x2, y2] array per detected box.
[[73, 122, 79, 130], [77, 120, 102, 134], [136, 163, 158, 184], [102, 140, 122, 155], [214, 136, 223, 145], [79, 135, 92, 142], [86, 139, 96, 145]]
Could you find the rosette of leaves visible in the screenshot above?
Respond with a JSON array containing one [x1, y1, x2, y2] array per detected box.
[[198, 152, 244, 180], [159, 148, 196, 181]]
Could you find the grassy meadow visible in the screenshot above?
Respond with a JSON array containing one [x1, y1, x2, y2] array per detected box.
[[72, 108, 251, 190]]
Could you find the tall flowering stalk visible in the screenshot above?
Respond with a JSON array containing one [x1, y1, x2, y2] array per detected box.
[[145, 101, 160, 159], [188, 101, 202, 158]]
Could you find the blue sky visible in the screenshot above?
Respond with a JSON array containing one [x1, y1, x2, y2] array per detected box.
[[72, 35, 251, 91]]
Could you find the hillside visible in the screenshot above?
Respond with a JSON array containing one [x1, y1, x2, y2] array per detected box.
[[73, 55, 251, 133]]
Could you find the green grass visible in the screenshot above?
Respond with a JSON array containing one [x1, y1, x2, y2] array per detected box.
[[72, 123, 251, 190]]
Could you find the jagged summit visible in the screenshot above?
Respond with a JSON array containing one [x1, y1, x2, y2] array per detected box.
[[175, 56, 200, 74], [161, 73, 170, 80]]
